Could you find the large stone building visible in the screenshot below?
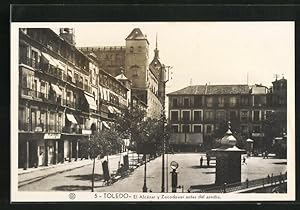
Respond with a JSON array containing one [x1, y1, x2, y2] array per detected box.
[[167, 81, 287, 152], [18, 28, 129, 169], [79, 28, 167, 119]]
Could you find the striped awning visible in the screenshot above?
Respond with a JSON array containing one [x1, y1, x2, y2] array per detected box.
[[84, 93, 97, 110], [102, 121, 110, 129], [66, 113, 77, 124], [107, 106, 115, 113], [41, 52, 57, 67], [51, 84, 62, 95]]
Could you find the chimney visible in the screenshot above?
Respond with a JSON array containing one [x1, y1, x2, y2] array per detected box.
[[59, 28, 76, 46]]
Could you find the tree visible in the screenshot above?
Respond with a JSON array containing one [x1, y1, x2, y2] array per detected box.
[[262, 111, 286, 152], [114, 105, 146, 150], [81, 129, 123, 192]]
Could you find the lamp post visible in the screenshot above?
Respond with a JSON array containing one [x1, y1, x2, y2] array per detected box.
[[161, 65, 172, 192], [142, 132, 149, 192], [170, 161, 179, 192], [142, 152, 148, 192]]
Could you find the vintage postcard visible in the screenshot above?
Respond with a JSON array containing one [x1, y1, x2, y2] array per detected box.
[[11, 22, 295, 202]]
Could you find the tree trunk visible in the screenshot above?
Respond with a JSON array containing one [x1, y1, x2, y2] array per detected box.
[[91, 158, 95, 192]]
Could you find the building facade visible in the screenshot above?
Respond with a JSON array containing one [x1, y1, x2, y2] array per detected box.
[[18, 28, 129, 169], [79, 28, 167, 119], [167, 82, 287, 152]]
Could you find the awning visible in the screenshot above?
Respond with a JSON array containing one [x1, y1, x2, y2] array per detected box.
[[67, 70, 73, 77], [102, 121, 110, 129], [113, 107, 121, 114], [108, 106, 115, 113], [100, 105, 109, 114], [66, 113, 77, 124], [42, 52, 57, 67], [56, 60, 66, 70], [84, 93, 97, 110], [51, 84, 62, 95]]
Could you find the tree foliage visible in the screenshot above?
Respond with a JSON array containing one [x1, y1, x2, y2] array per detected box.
[[114, 105, 146, 144], [81, 129, 123, 159]]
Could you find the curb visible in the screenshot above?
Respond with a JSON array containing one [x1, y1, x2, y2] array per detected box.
[[18, 161, 93, 188]]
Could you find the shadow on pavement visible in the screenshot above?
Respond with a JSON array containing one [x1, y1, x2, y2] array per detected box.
[[190, 165, 215, 169], [66, 174, 104, 181], [202, 171, 215, 174], [52, 185, 92, 191], [273, 162, 287, 165]]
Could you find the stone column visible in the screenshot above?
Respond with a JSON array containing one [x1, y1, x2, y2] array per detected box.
[[44, 140, 48, 166], [75, 140, 79, 161], [23, 140, 29, 170], [55, 140, 58, 164], [34, 142, 39, 168], [69, 140, 72, 162]]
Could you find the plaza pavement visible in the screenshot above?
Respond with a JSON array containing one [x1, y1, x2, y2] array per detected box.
[[18, 152, 287, 192]]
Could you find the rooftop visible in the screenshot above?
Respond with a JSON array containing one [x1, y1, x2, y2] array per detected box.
[[167, 84, 250, 95]]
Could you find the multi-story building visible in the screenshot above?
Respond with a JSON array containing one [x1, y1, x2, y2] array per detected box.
[[79, 28, 167, 119], [167, 81, 287, 152], [18, 28, 129, 169]]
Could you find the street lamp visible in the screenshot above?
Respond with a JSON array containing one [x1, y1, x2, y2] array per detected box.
[[170, 161, 179, 192], [161, 65, 172, 192], [142, 132, 149, 192]]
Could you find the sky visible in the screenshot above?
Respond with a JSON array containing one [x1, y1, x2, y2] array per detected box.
[[52, 22, 294, 94]]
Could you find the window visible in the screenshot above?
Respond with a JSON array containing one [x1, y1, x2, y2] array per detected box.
[[254, 95, 266, 106], [216, 111, 225, 121], [172, 98, 178, 107], [252, 125, 261, 133], [170, 111, 179, 121], [130, 46, 134, 53], [206, 97, 213, 107], [240, 111, 249, 122], [229, 96, 237, 107], [171, 125, 179, 133], [193, 110, 202, 121], [182, 111, 190, 121], [241, 96, 249, 105], [265, 110, 273, 119], [241, 125, 249, 134], [218, 97, 224, 107], [206, 125, 213, 134], [194, 96, 202, 107], [229, 111, 237, 120], [182, 125, 190, 133], [253, 110, 260, 121], [183, 98, 190, 107], [204, 111, 214, 121], [31, 50, 39, 68], [40, 81, 46, 98], [40, 111, 46, 131], [66, 91, 71, 101], [193, 125, 202, 133]]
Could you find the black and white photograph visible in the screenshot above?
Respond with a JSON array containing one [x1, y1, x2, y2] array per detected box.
[[10, 22, 295, 202]]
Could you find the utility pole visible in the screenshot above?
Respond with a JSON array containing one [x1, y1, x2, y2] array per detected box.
[[161, 65, 172, 192]]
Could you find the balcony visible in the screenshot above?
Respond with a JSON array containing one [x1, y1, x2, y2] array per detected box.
[[63, 125, 80, 134], [20, 86, 63, 106], [20, 56, 40, 69], [252, 132, 265, 137], [19, 122, 62, 133], [63, 99, 76, 109], [41, 64, 65, 81], [20, 87, 48, 100]]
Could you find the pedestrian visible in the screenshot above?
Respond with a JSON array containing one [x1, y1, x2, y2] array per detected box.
[[262, 151, 265, 159], [207, 155, 210, 167], [242, 156, 247, 165], [200, 156, 203, 167]]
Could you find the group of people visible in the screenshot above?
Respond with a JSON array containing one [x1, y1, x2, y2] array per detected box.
[[199, 155, 211, 167]]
